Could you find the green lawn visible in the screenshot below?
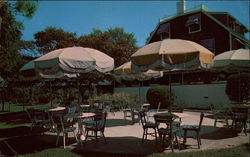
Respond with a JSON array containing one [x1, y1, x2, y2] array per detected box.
[[0, 103, 52, 115], [148, 144, 250, 157], [19, 148, 81, 157]]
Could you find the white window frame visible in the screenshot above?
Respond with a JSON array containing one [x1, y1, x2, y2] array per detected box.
[[157, 23, 171, 40], [186, 14, 201, 34]]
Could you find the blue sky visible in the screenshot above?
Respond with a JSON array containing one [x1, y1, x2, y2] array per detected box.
[[17, 0, 249, 47]]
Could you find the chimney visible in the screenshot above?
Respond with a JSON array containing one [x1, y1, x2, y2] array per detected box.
[[177, 0, 186, 14]]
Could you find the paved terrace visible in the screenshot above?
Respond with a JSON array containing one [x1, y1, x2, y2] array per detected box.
[[63, 110, 249, 156]]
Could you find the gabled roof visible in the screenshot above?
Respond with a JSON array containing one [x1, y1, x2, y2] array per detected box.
[[148, 5, 249, 46]]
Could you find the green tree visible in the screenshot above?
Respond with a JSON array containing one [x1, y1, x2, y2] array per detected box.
[[0, 1, 37, 77], [79, 27, 138, 66], [34, 27, 78, 54], [146, 85, 175, 109], [226, 73, 250, 103]]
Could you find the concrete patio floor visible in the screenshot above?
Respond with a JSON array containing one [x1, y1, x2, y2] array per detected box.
[[53, 110, 249, 156]]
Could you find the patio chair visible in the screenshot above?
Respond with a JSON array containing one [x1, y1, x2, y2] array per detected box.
[[231, 107, 248, 136], [182, 112, 204, 149], [84, 112, 107, 144], [139, 110, 158, 144], [26, 108, 50, 131], [51, 113, 78, 148], [123, 104, 143, 123], [210, 104, 230, 127], [154, 114, 180, 152]]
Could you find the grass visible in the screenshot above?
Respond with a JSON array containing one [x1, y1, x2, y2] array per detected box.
[[0, 102, 52, 115], [147, 144, 250, 157], [19, 148, 81, 157]]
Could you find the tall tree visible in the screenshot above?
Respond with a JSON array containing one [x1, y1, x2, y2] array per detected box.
[[34, 27, 78, 54], [0, 1, 37, 77], [79, 27, 138, 67]]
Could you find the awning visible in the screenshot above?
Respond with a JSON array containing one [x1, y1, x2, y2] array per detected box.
[[186, 14, 201, 26], [157, 23, 170, 34]]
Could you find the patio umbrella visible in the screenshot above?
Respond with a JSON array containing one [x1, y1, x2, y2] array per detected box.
[[212, 49, 250, 103], [213, 49, 250, 72], [114, 61, 163, 105], [114, 61, 163, 81], [19, 60, 38, 81], [20, 47, 114, 105], [35, 47, 114, 104], [131, 39, 214, 112], [34, 47, 114, 79], [131, 39, 213, 71]]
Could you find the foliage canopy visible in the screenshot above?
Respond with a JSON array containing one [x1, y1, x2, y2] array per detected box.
[[226, 73, 250, 103]]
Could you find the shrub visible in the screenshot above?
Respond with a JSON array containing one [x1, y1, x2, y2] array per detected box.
[[88, 92, 139, 109], [226, 73, 250, 103], [146, 85, 175, 109]]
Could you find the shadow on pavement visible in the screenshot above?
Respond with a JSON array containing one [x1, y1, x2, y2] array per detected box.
[[179, 125, 238, 139], [106, 119, 134, 127], [73, 136, 164, 157]]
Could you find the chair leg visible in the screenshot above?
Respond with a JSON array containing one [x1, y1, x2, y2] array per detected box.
[[169, 134, 174, 152], [56, 132, 60, 146], [84, 130, 89, 144], [95, 131, 98, 143], [214, 117, 217, 127], [196, 131, 200, 149], [154, 128, 158, 144], [145, 128, 148, 140], [183, 130, 187, 145], [63, 133, 66, 149], [101, 131, 107, 144], [175, 133, 180, 150], [142, 129, 145, 143], [73, 130, 79, 144], [243, 121, 247, 136]]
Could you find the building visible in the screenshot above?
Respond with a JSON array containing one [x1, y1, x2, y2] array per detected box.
[[115, 2, 249, 109], [148, 4, 249, 55]]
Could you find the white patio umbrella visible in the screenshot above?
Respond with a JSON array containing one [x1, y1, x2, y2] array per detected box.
[[19, 60, 38, 81], [131, 39, 214, 112], [20, 47, 114, 105], [114, 61, 163, 81], [213, 49, 250, 103], [114, 61, 163, 105], [34, 47, 114, 79], [213, 49, 250, 72]]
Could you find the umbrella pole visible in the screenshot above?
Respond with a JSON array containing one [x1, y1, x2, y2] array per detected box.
[[77, 73, 80, 105], [139, 81, 141, 106], [238, 71, 241, 103], [169, 70, 172, 113], [50, 81, 52, 107]]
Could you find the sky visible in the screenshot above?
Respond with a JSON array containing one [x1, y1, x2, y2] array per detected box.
[[17, 0, 249, 47]]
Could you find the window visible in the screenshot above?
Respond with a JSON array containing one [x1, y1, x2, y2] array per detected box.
[[186, 14, 201, 33], [201, 38, 215, 53], [157, 23, 170, 40]]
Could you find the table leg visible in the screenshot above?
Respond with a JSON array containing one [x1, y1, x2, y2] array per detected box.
[[183, 130, 187, 145]]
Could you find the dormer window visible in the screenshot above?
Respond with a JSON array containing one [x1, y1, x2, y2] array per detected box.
[[186, 14, 201, 33], [157, 23, 171, 40]]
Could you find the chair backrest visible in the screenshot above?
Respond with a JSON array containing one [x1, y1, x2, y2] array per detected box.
[[209, 104, 215, 110], [132, 104, 141, 110], [67, 105, 77, 114], [26, 108, 35, 123], [94, 112, 107, 130], [198, 112, 204, 130], [154, 115, 173, 125], [27, 108, 47, 121], [139, 110, 147, 127]]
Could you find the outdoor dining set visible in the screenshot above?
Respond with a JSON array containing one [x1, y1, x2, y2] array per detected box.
[[25, 100, 249, 152], [26, 103, 107, 148]]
